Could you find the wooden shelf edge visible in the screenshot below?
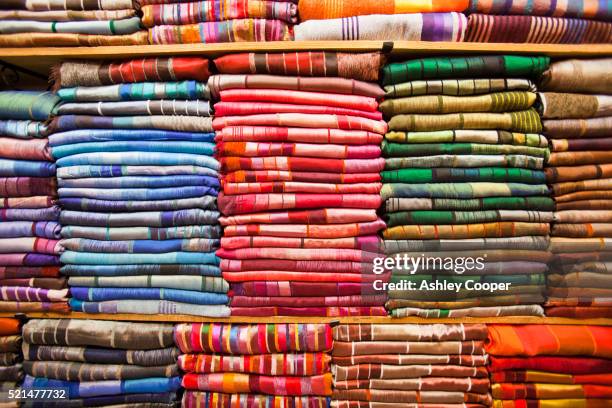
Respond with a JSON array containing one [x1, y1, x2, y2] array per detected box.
[[1, 312, 610, 325], [1, 41, 612, 60]]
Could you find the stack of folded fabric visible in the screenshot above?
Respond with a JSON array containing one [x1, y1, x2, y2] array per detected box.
[[0, 318, 22, 404], [466, 0, 612, 44], [331, 323, 492, 407], [294, 0, 468, 41], [0, 91, 69, 314], [540, 58, 612, 319], [49, 57, 230, 317], [487, 324, 612, 408], [0, 0, 147, 47], [21, 319, 181, 406], [380, 55, 554, 318], [140, 0, 294, 44], [212, 51, 389, 317], [175, 322, 333, 407]]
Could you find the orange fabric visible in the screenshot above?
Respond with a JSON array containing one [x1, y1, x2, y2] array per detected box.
[[0, 318, 20, 336], [299, 0, 469, 20]]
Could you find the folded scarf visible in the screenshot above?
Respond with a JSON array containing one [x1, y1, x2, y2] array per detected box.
[[0, 237, 61, 254], [546, 307, 612, 318], [392, 304, 545, 318], [554, 211, 612, 223], [60, 209, 219, 227], [334, 378, 490, 394], [0, 177, 57, 197], [58, 164, 217, 178], [332, 341, 486, 357], [61, 251, 218, 265], [388, 109, 542, 133], [0, 301, 69, 313], [232, 306, 387, 316], [142, 0, 297, 26], [59, 196, 217, 212], [386, 197, 554, 213], [0, 9, 135, 20], [491, 371, 612, 385], [334, 323, 487, 341], [294, 12, 467, 41], [385, 155, 542, 170], [23, 343, 179, 366], [20, 393, 179, 407], [466, 14, 612, 43], [221, 236, 379, 251], [222, 220, 385, 238], [389, 129, 547, 146], [551, 139, 612, 154], [0, 318, 20, 336], [382, 91, 536, 116], [0, 119, 49, 138], [223, 170, 381, 184], [216, 126, 383, 144], [23, 360, 179, 381], [383, 142, 548, 158], [214, 113, 387, 134], [333, 392, 491, 405], [22, 375, 181, 397], [69, 275, 227, 292], [178, 353, 330, 375], [493, 383, 612, 399], [0, 207, 59, 221], [218, 248, 378, 262], [61, 237, 218, 253], [0, 335, 21, 353], [0, 266, 60, 279], [390, 259, 548, 275], [221, 258, 377, 272], [223, 181, 380, 195], [58, 81, 209, 102], [335, 364, 488, 380], [298, 0, 467, 20], [218, 142, 380, 159], [549, 151, 612, 166], [544, 117, 612, 138], [173, 322, 333, 353], [209, 75, 384, 99], [71, 287, 228, 304], [0, 91, 60, 121], [382, 168, 546, 184], [62, 264, 221, 277], [57, 100, 212, 117], [70, 298, 231, 316], [386, 210, 552, 226], [552, 223, 612, 238], [61, 225, 220, 240], [0, 31, 148, 47], [469, 0, 612, 20], [150, 19, 292, 44], [383, 55, 549, 86], [56, 151, 219, 170], [0, 138, 52, 161], [2, 0, 134, 10], [553, 180, 612, 197], [58, 175, 219, 189], [230, 295, 387, 307], [385, 78, 536, 98], [182, 392, 329, 408], [539, 93, 612, 119], [0, 17, 141, 35], [384, 237, 550, 252], [541, 58, 612, 94], [491, 399, 612, 408], [54, 141, 215, 160], [487, 325, 612, 358], [5, 276, 65, 289], [381, 182, 549, 200], [489, 356, 612, 374], [219, 101, 386, 119], [182, 372, 331, 396], [54, 57, 211, 88], [218, 193, 381, 215], [223, 271, 383, 283], [332, 354, 488, 366], [0, 221, 60, 239], [0, 287, 67, 302], [220, 208, 377, 225], [58, 186, 218, 200], [230, 282, 382, 296], [555, 190, 612, 203], [220, 157, 385, 173], [50, 115, 214, 132], [384, 222, 549, 239], [214, 52, 384, 82]]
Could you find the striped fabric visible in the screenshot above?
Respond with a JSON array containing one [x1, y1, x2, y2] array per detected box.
[[468, 0, 612, 21], [298, 0, 468, 20]]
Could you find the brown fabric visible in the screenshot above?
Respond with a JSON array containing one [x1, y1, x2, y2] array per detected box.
[[552, 223, 612, 238], [333, 324, 488, 342], [333, 364, 489, 380], [549, 151, 612, 166], [331, 389, 491, 404], [551, 138, 612, 152], [0, 31, 148, 47], [332, 341, 486, 357], [556, 190, 612, 202], [540, 58, 612, 94], [23, 360, 179, 381], [546, 164, 612, 182], [556, 200, 612, 210], [552, 178, 612, 196], [539, 93, 612, 119], [333, 377, 490, 394], [332, 354, 488, 366], [543, 117, 612, 138], [0, 336, 20, 353]]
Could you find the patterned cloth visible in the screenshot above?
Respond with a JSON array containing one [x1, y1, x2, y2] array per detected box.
[[540, 58, 612, 94], [149, 19, 292, 43], [468, 0, 612, 21], [298, 0, 468, 20], [0, 16, 141, 34], [0, 31, 148, 46], [0, 0, 134, 11]]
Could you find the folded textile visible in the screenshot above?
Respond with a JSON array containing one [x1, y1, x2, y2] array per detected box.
[[223, 272, 384, 283], [385, 154, 544, 170], [57, 164, 217, 178], [215, 101, 387, 119], [23, 343, 179, 365], [223, 170, 381, 184], [381, 182, 549, 200], [61, 251, 218, 265], [0, 207, 59, 222], [221, 258, 377, 272], [468, 0, 612, 20], [56, 100, 213, 117], [384, 222, 549, 239], [61, 225, 221, 240], [150, 19, 292, 44], [183, 372, 332, 395], [0, 221, 61, 239], [53, 141, 215, 160], [23, 360, 179, 381], [221, 236, 380, 251], [0, 177, 57, 197], [222, 220, 385, 238], [388, 109, 542, 133], [492, 383, 612, 399], [0, 287, 67, 302], [223, 181, 380, 195], [55, 151, 219, 170], [68, 276, 227, 292], [0, 160, 54, 177], [218, 193, 381, 214], [552, 223, 612, 238], [230, 295, 387, 307], [382, 168, 546, 184], [0, 8, 135, 20], [230, 281, 381, 296], [216, 126, 383, 144], [61, 238, 218, 253], [217, 142, 380, 159], [294, 12, 467, 41], [69, 298, 231, 316], [220, 209, 377, 225], [50, 115, 214, 133], [209, 75, 384, 99], [0, 301, 69, 313], [466, 14, 612, 43], [540, 58, 612, 94], [392, 305, 545, 318], [0, 197, 56, 210], [58, 186, 218, 200], [20, 392, 179, 407], [0, 266, 60, 279], [386, 210, 552, 226], [71, 287, 228, 304], [174, 323, 333, 353], [53, 57, 211, 88], [549, 151, 612, 166], [333, 323, 488, 341], [62, 264, 220, 277], [233, 305, 387, 316], [332, 354, 488, 366], [0, 17, 141, 35], [298, 0, 468, 20], [491, 399, 612, 408], [333, 341, 486, 357], [58, 175, 219, 189], [331, 389, 491, 404], [182, 391, 330, 408], [539, 93, 612, 119], [382, 142, 547, 158], [0, 138, 52, 161], [491, 371, 612, 384], [383, 55, 550, 85], [489, 356, 612, 374], [220, 157, 385, 172], [59, 196, 217, 212], [0, 91, 60, 121], [0, 31, 148, 47], [0, 238, 61, 254], [178, 353, 330, 375], [59, 209, 219, 227], [1, 0, 133, 10], [57, 81, 210, 102], [384, 237, 550, 252], [543, 117, 612, 138], [218, 248, 377, 262], [550, 139, 612, 154], [385, 78, 536, 98], [214, 52, 384, 82], [0, 335, 21, 352], [0, 119, 49, 138], [334, 363, 488, 380]]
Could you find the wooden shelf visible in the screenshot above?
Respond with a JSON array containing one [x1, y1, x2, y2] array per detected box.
[[2, 41, 612, 76], [1, 312, 611, 325]]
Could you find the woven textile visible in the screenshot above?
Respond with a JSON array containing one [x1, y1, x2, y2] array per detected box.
[[70, 298, 230, 316], [178, 353, 330, 375], [0, 16, 141, 35], [468, 0, 612, 20], [214, 52, 384, 81], [466, 14, 612, 43], [50, 115, 214, 132], [57, 81, 210, 102], [23, 360, 179, 381], [0, 31, 148, 47], [0, 9, 135, 20], [217, 127, 383, 144], [385, 78, 536, 98], [182, 392, 330, 408], [541, 58, 612, 93], [182, 372, 332, 395], [0, 0, 134, 10], [298, 0, 468, 20], [23, 343, 179, 365], [539, 93, 612, 119], [56, 100, 212, 117], [0, 91, 60, 121], [294, 13, 467, 41]]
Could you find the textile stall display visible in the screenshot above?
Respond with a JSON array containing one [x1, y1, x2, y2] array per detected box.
[[0, 318, 22, 406], [140, 0, 295, 44], [212, 51, 389, 317], [50, 57, 231, 317], [331, 323, 492, 407], [175, 322, 333, 407], [487, 324, 612, 408], [541, 58, 612, 319], [20, 319, 181, 406], [0, 0, 147, 47], [0, 91, 69, 314], [380, 55, 553, 318]]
